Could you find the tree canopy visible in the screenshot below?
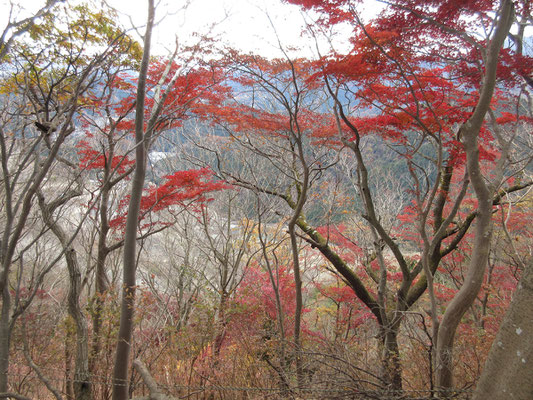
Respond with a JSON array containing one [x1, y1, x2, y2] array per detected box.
[[0, 1, 531, 399]]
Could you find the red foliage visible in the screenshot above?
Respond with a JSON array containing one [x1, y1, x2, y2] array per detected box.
[[109, 168, 228, 229], [77, 140, 135, 174], [77, 58, 231, 233], [286, 0, 531, 160], [314, 280, 374, 333], [316, 224, 363, 264], [231, 264, 299, 335]]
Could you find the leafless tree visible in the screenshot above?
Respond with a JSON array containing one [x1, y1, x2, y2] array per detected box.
[[0, 3, 127, 394]]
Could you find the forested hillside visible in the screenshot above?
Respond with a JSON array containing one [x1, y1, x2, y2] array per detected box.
[[0, 1, 531, 399]]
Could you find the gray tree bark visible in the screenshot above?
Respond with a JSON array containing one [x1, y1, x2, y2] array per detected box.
[[473, 261, 533, 400], [111, 0, 191, 396], [38, 189, 91, 400], [112, 1, 155, 399], [435, 0, 514, 394]]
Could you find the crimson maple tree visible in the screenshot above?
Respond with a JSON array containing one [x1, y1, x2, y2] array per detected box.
[[285, 0, 531, 392], [195, 0, 532, 393]]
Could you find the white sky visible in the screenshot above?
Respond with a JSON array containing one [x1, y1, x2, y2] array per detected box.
[[108, 0, 322, 57], [3, 0, 529, 59], [1, 0, 383, 58]]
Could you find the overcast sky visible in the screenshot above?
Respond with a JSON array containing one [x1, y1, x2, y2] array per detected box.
[[0, 0, 384, 58], [107, 0, 320, 57]]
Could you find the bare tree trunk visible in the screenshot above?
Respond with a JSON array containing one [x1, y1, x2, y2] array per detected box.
[[289, 227, 304, 388], [473, 261, 533, 400], [90, 184, 111, 373], [379, 323, 402, 392], [89, 123, 134, 374], [65, 250, 91, 400], [326, 78, 407, 391], [132, 359, 173, 400], [287, 156, 308, 389], [38, 190, 92, 400], [435, 208, 493, 392], [435, 0, 514, 394], [256, 204, 290, 393], [112, 2, 154, 399], [213, 291, 228, 358], [0, 123, 74, 395], [65, 325, 74, 400], [0, 287, 11, 395]]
